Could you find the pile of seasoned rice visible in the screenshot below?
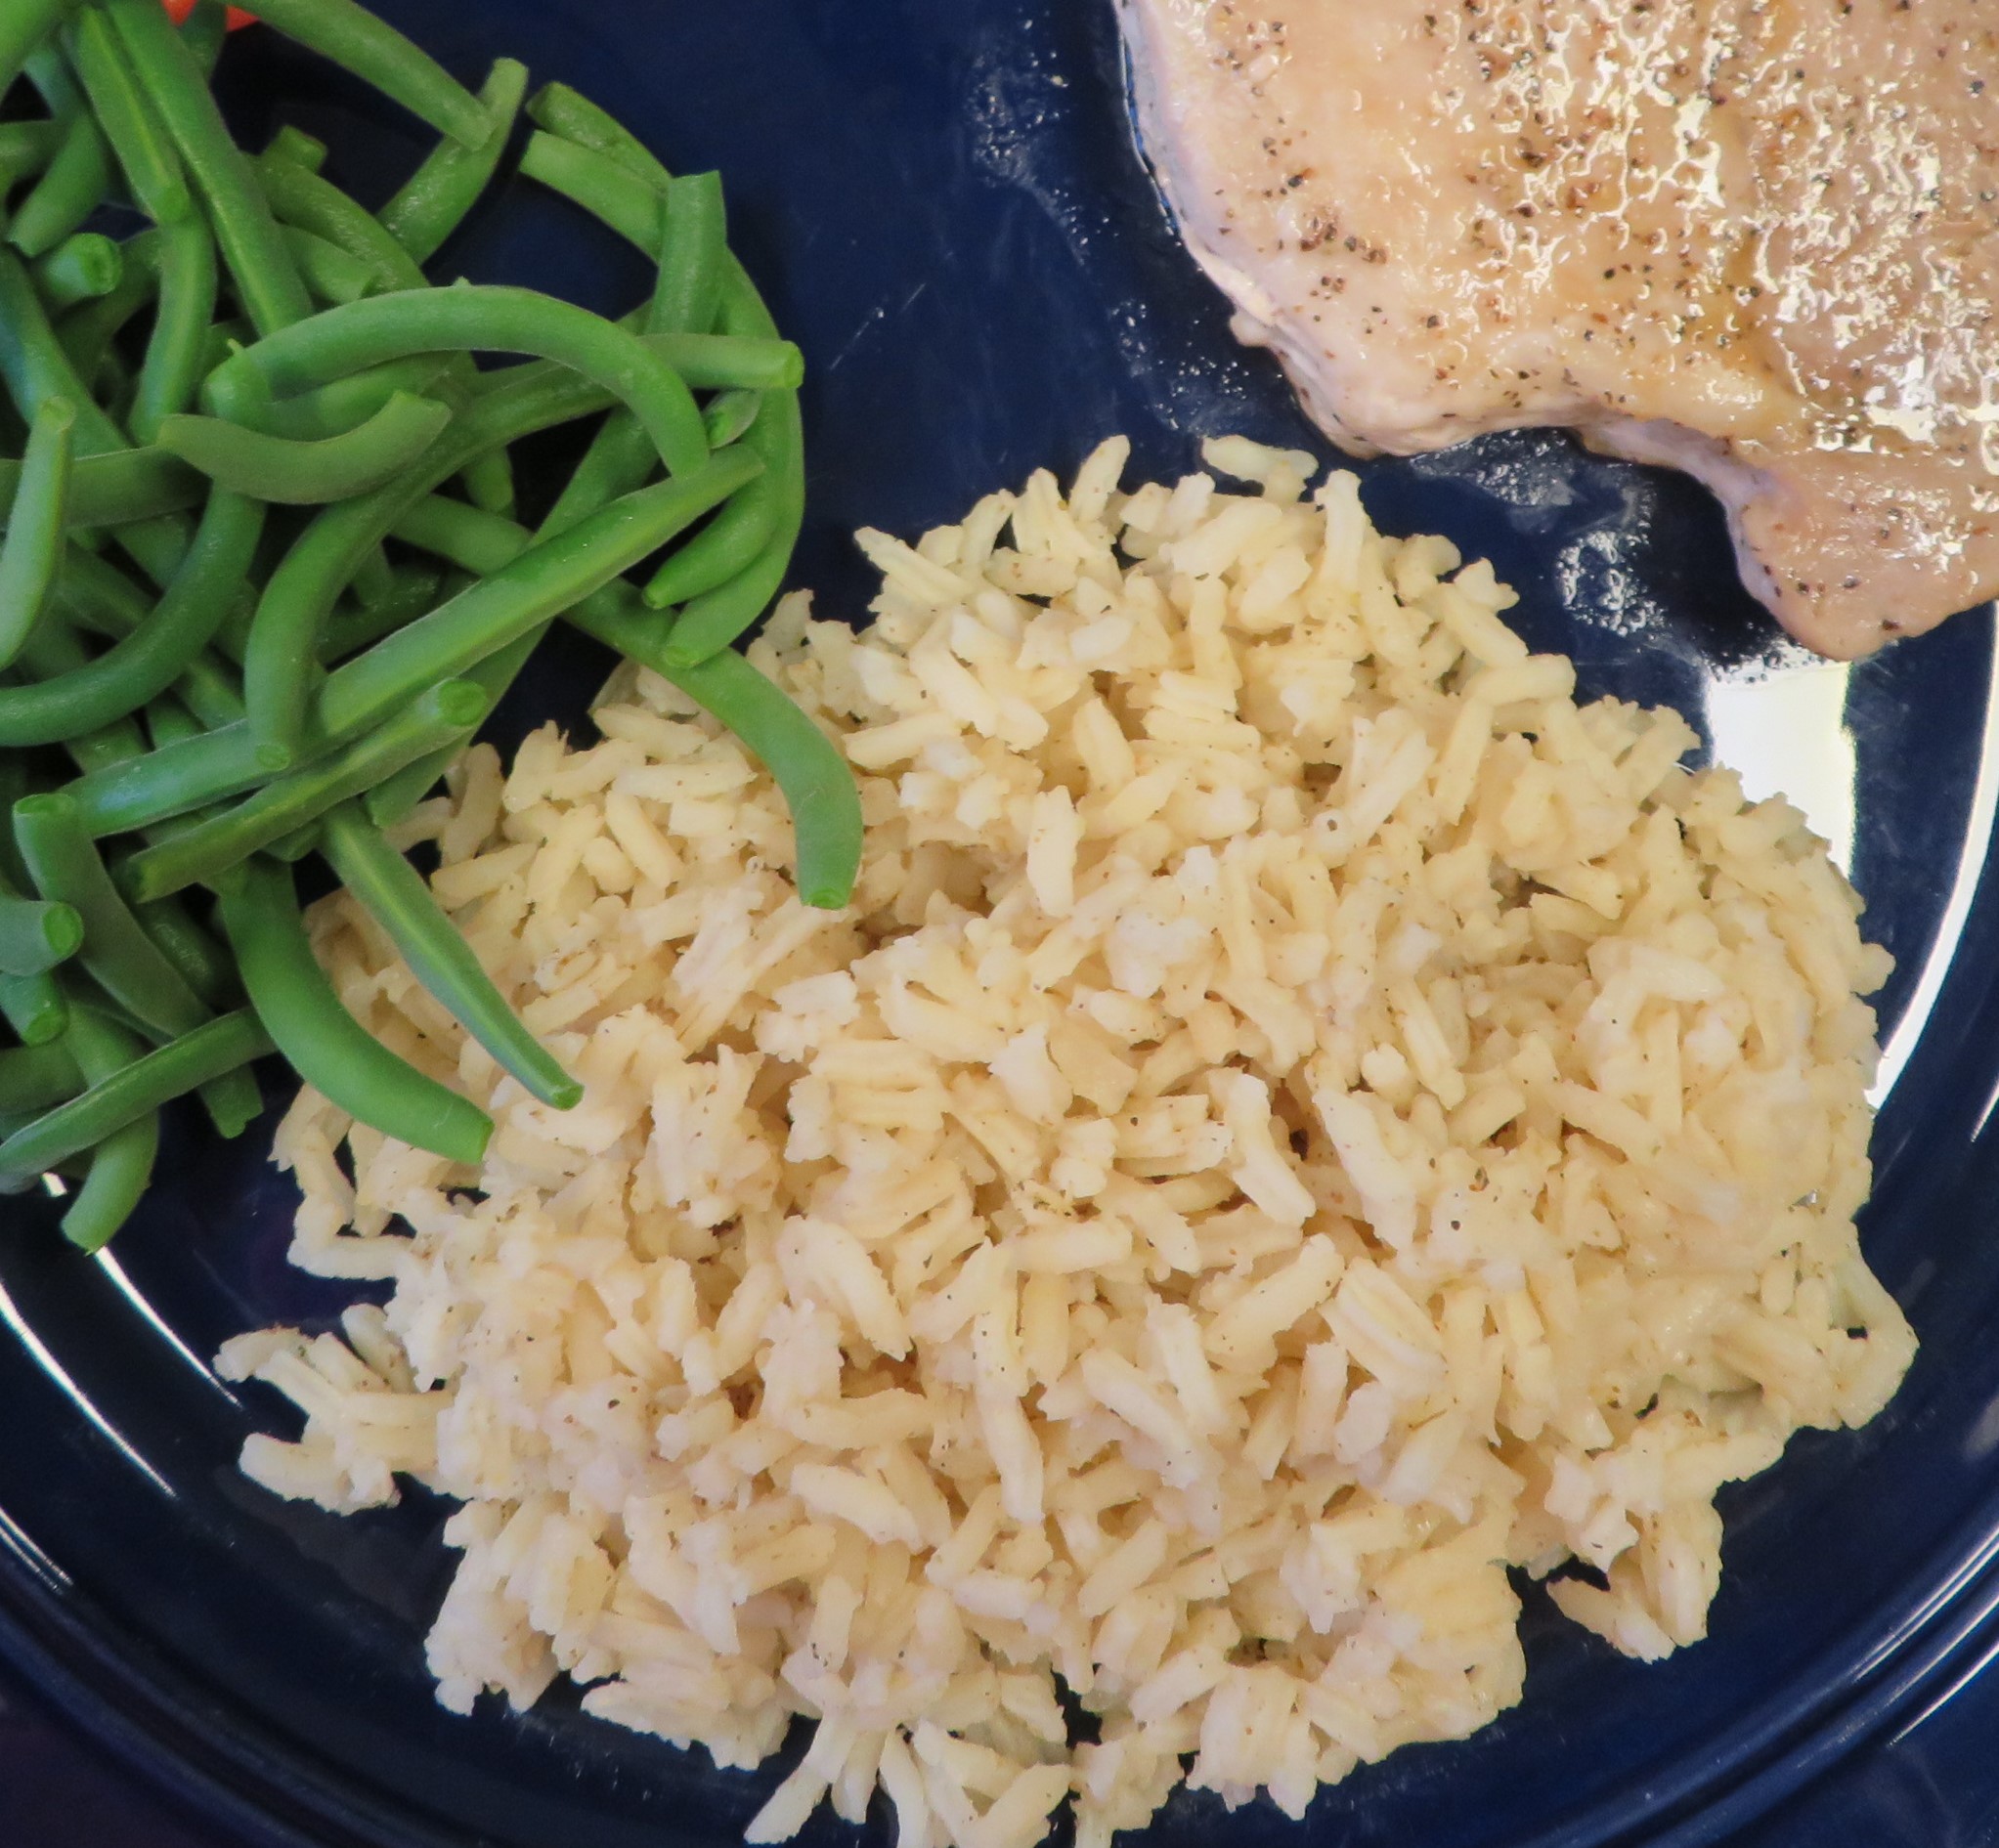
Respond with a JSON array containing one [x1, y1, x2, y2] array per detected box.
[[219, 436, 1915, 1848]]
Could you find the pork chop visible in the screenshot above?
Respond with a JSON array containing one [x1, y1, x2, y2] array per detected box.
[[1115, 0, 1999, 659]]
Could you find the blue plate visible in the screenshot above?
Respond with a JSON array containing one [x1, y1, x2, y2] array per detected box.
[[3, 3, 1999, 1844]]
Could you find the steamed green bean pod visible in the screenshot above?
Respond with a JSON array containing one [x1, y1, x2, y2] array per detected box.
[[312, 451, 758, 750], [380, 58, 529, 264], [0, 1007, 271, 1185], [566, 593, 861, 912], [525, 83, 672, 193], [0, 487, 262, 747], [0, 967, 67, 1048], [221, 0, 488, 148], [101, 0, 313, 337], [130, 215, 218, 441], [157, 392, 454, 505], [65, 4, 193, 227], [0, 1, 74, 107], [14, 791, 213, 1039], [57, 1007, 159, 1253], [30, 234, 123, 312], [321, 802, 581, 1108], [0, 444, 200, 529], [206, 284, 711, 479], [0, 1040, 84, 1116], [0, 398, 75, 671], [9, 110, 113, 262], [217, 858, 489, 1164], [0, 895, 83, 978], [124, 677, 493, 901], [541, 170, 727, 542]]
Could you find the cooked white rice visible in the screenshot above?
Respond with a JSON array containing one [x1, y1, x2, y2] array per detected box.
[[218, 435, 1915, 1848]]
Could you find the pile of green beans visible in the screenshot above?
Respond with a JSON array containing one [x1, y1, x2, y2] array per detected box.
[[0, 0, 860, 1250]]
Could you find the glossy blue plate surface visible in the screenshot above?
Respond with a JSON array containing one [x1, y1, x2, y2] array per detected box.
[[4, 3, 1999, 1844]]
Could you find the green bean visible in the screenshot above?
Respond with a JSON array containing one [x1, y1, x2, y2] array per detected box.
[[381, 57, 527, 263], [703, 387, 763, 450], [265, 822, 321, 862], [643, 332, 801, 393], [196, 1061, 262, 1139], [56, 710, 149, 779], [255, 148, 419, 291], [0, 397, 75, 671], [316, 563, 441, 663], [245, 368, 742, 764], [513, 144, 795, 397], [519, 129, 664, 251], [30, 232, 121, 310], [0, 445, 199, 530], [0, 0, 74, 107], [460, 445, 514, 517], [130, 214, 218, 441], [0, 1040, 83, 1115], [133, 895, 236, 1007], [497, 132, 806, 565], [0, 968, 67, 1045], [52, 539, 155, 635], [143, 692, 200, 752], [64, 721, 268, 836], [647, 271, 799, 619], [69, 729, 147, 781], [525, 83, 672, 192], [49, 548, 251, 732], [8, 111, 112, 261], [215, 350, 459, 443], [264, 125, 328, 175], [394, 485, 853, 906], [65, 4, 192, 226], [321, 803, 580, 1107], [285, 223, 377, 306], [57, 1007, 158, 1252], [217, 858, 488, 1162], [316, 451, 757, 747], [388, 492, 524, 574], [645, 426, 793, 614], [0, 895, 83, 976], [177, 0, 229, 75], [252, 147, 507, 508], [568, 596, 860, 911], [0, 487, 261, 746], [540, 171, 727, 543], [651, 172, 726, 339], [14, 791, 213, 1037], [0, 764, 28, 881], [656, 406, 803, 656], [0, 123, 63, 200], [0, 245, 193, 608], [101, 0, 311, 337], [0, 125, 63, 169], [211, 284, 710, 480], [53, 225, 159, 373], [160, 391, 453, 506], [227, 0, 487, 148], [0, 246, 124, 450], [172, 648, 244, 729], [24, 637, 156, 787], [362, 621, 531, 826], [0, 1006, 271, 1183], [124, 677, 493, 900]]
